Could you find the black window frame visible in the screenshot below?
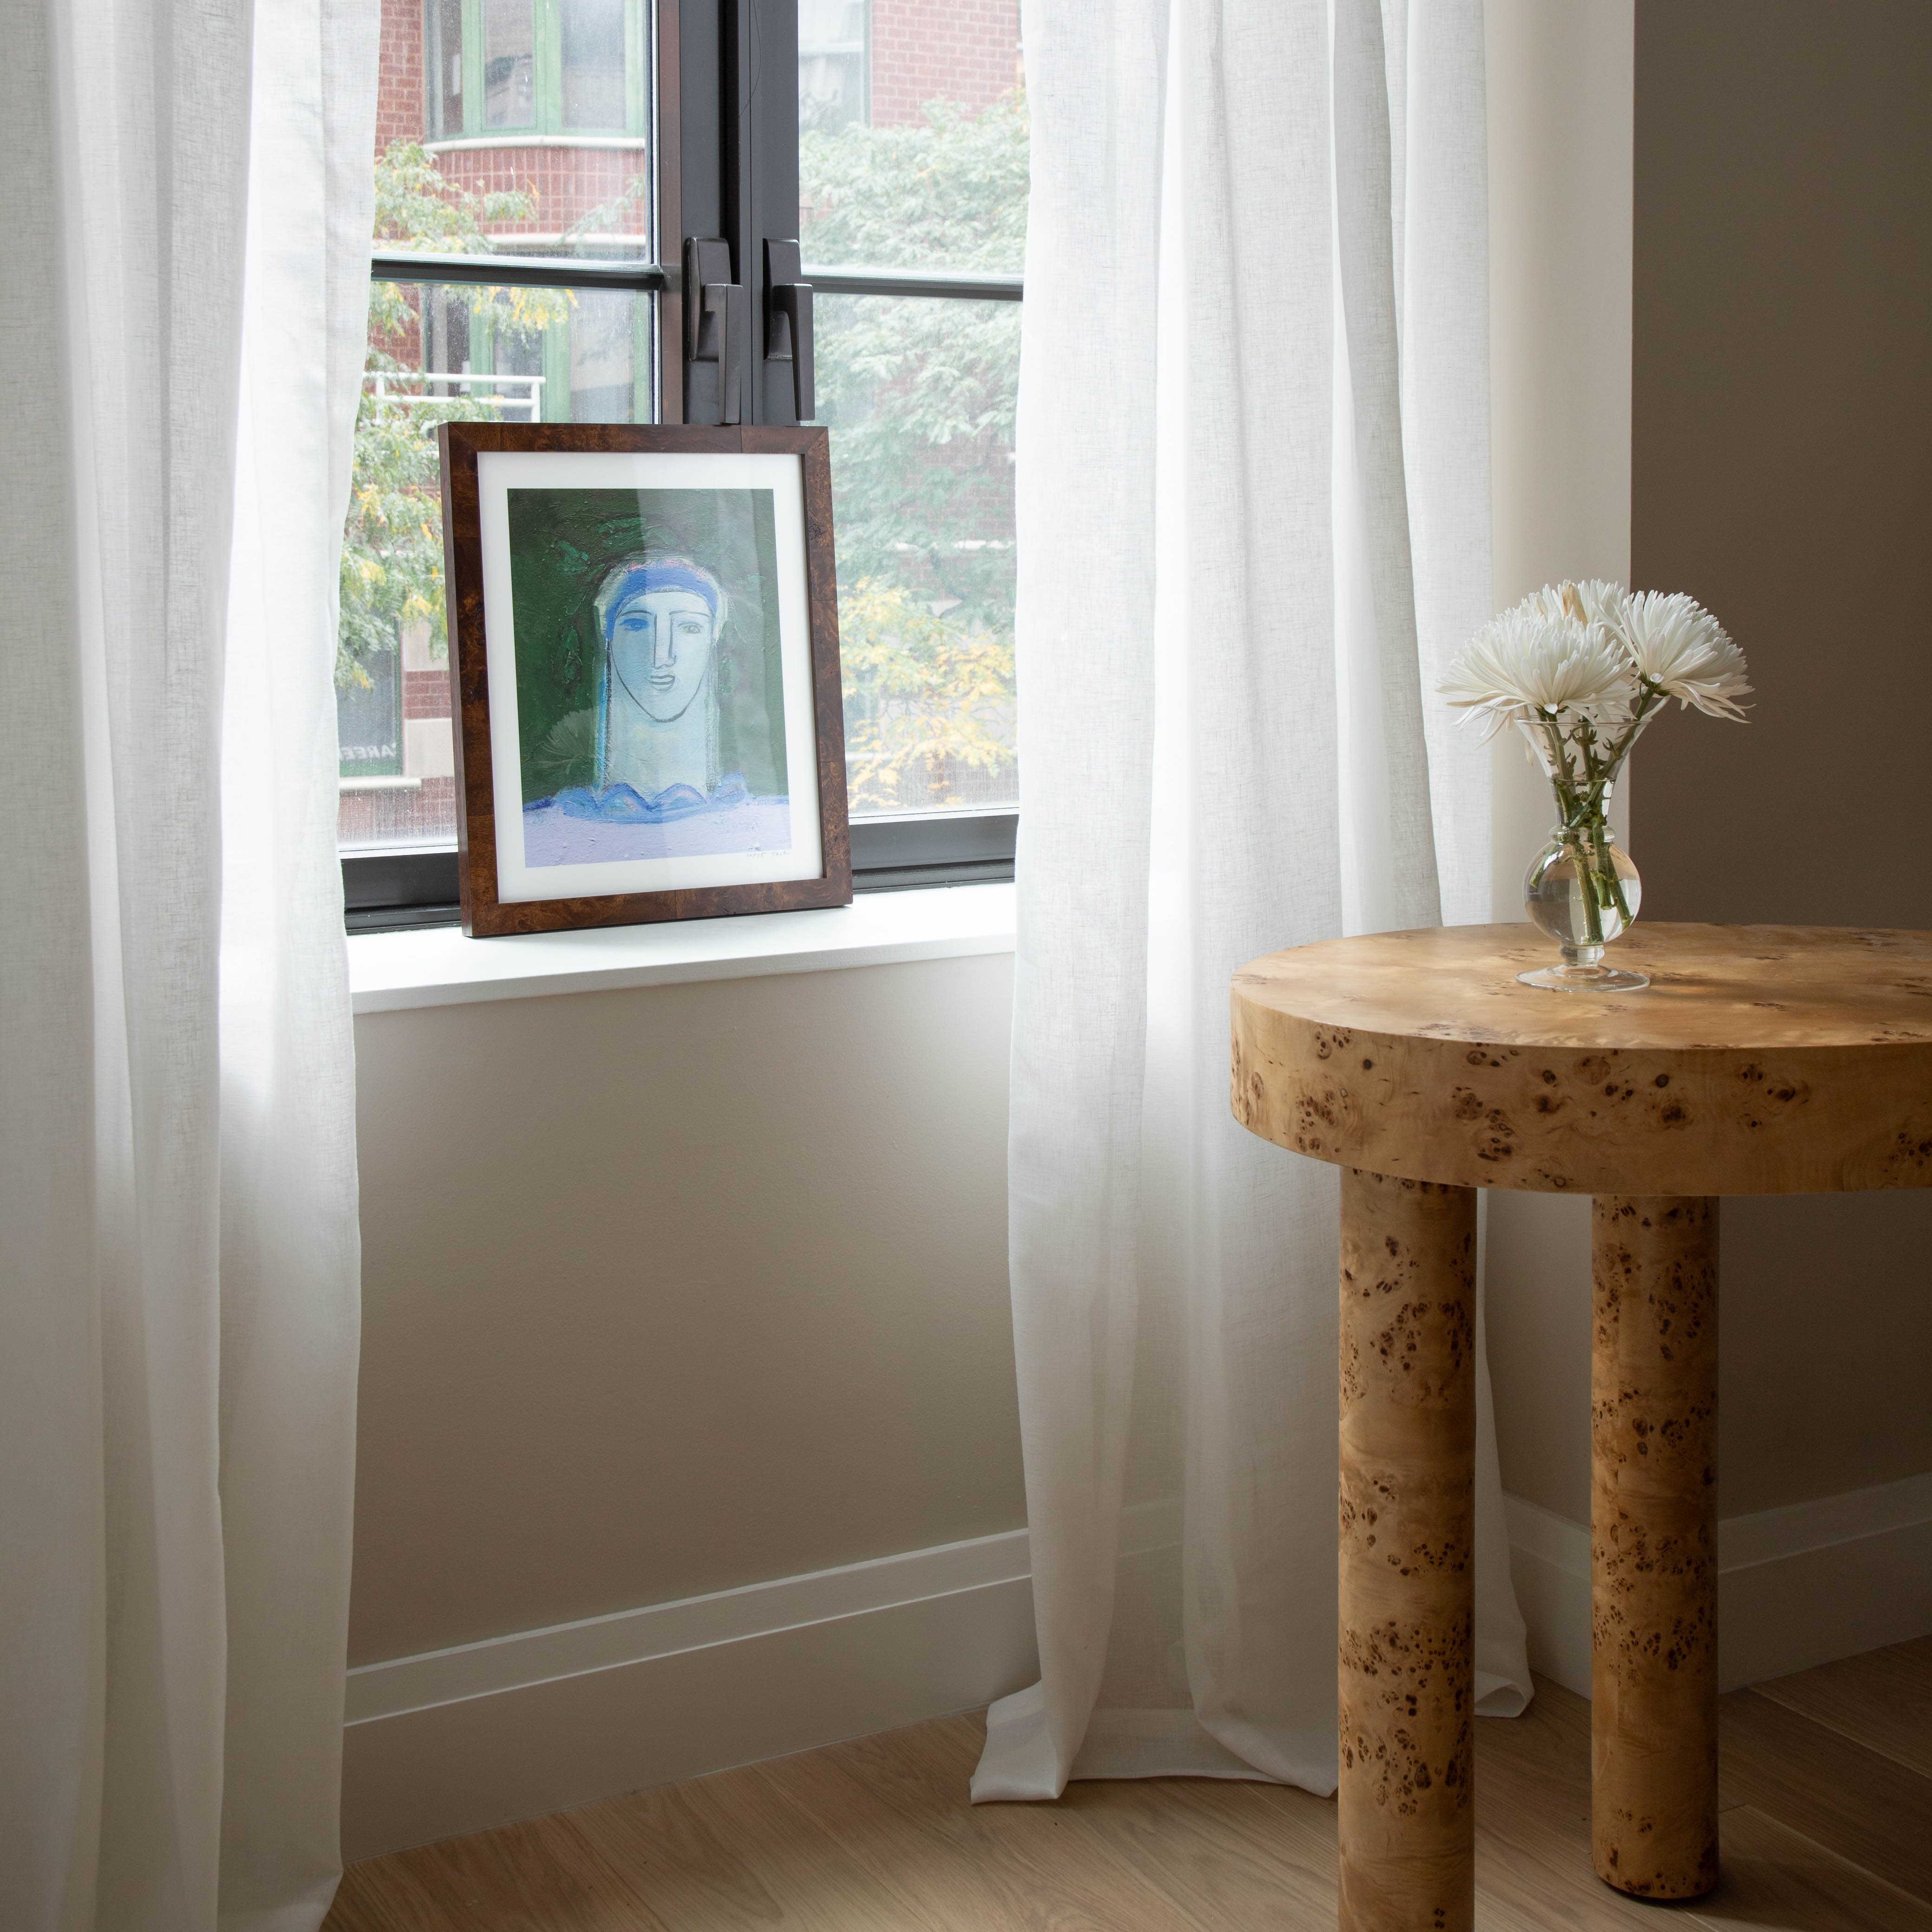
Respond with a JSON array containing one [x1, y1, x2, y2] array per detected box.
[[343, 0, 1020, 932]]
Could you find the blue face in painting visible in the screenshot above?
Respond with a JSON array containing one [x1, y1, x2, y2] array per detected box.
[[607, 588, 715, 723]]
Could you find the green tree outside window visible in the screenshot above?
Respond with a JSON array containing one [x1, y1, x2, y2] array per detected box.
[[801, 91, 1028, 811]]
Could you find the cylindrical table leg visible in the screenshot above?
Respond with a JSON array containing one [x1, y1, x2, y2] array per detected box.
[[1338, 1168, 1477, 1932], [1591, 1196, 1719, 1899]]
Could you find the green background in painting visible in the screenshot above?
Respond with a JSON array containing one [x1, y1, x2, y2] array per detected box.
[[504, 487, 788, 801]]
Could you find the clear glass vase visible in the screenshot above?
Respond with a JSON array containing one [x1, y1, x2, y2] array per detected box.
[[1515, 712, 1650, 993]]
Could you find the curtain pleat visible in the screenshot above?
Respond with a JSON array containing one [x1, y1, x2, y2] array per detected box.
[[975, 0, 1528, 1803], [1, 0, 377, 1923]]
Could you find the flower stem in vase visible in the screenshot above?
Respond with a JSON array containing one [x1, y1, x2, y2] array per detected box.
[[1568, 824, 1606, 946], [1590, 816, 1633, 926]]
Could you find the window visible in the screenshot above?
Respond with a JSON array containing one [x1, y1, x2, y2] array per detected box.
[[422, 0, 648, 139], [801, 34, 1025, 822], [343, 0, 1025, 927], [341, 0, 661, 905]]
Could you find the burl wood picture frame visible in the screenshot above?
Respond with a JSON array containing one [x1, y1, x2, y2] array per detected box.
[[437, 423, 852, 937]]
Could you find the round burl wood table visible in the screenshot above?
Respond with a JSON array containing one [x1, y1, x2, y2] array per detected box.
[[1228, 923, 1932, 1932]]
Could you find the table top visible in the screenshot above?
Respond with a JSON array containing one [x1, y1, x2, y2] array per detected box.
[[1230, 924, 1932, 1196]]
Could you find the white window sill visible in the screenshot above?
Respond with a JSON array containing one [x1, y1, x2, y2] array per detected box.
[[346, 882, 1017, 1015]]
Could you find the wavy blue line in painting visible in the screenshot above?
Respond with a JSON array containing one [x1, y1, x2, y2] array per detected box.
[[532, 772, 751, 825], [522, 773, 790, 867]]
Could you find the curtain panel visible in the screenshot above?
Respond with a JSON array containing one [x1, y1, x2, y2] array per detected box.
[[978, 0, 1529, 1800], [1, 0, 377, 1924]]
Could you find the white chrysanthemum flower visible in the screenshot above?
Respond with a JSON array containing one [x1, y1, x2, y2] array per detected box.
[[1527, 578, 1630, 635], [1619, 591, 1752, 719], [1440, 607, 1635, 739]]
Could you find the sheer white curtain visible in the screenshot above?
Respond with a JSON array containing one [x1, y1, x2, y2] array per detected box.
[[1, 0, 377, 1923], [975, 0, 1529, 1800]]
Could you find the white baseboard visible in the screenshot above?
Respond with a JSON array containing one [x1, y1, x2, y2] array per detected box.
[[342, 1528, 1038, 1860], [342, 1473, 1932, 1862], [1505, 1469, 1932, 1699]]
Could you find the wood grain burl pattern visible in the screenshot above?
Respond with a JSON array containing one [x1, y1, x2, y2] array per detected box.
[[1231, 924, 1932, 1196], [1337, 1168, 1477, 1932], [1232, 923, 1932, 1925], [1590, 1196, 1719, 1899]]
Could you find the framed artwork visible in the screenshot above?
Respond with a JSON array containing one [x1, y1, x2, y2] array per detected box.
[[436, 423, 851, 936]]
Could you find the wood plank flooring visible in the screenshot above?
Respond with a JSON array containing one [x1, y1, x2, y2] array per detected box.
[[326, 1637, 1932, 1931]]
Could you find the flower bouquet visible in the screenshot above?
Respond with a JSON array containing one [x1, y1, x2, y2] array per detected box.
[[1442, 581, 1750, 992]]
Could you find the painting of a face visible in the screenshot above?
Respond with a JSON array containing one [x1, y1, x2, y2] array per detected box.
[[608, 587, 715, 722], [502, 486, 794, 865], [463, 444, 839, 928]]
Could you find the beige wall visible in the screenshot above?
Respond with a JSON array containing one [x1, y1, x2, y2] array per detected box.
[[1630, 0, 1932, 1511], [349, 955, 1024, 1666], [1484, 0, 1932, 1524]]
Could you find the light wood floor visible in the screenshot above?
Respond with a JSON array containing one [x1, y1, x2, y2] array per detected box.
[[326, 1636, 1932, 1931]]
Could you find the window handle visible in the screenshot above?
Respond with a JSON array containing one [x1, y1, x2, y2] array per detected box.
[[764, 239, 815, 425], [683, 237, 745, 426]]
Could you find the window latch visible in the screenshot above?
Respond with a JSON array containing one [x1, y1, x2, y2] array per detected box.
[[683, 237, 745, 426], [763, 239, 815, 425]]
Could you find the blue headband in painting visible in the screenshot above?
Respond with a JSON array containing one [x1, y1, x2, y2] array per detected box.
[[595, 557, 725, 640]]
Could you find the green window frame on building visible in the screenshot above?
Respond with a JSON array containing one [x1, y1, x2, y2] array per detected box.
[[432, 0, 649, 140], [466, 293, 653, 425]]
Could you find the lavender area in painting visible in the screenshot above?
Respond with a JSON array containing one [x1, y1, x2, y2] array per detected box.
[[522, 791, 793, 867]]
